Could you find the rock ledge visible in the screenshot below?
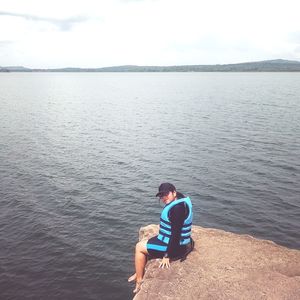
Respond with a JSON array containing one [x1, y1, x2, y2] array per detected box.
[[133, 225, 300, 300]]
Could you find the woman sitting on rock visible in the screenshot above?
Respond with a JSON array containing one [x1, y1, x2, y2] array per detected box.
[[128, 182, 193, 293]]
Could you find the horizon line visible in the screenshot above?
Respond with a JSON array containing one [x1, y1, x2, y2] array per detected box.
[[1, 58, 300, 70]]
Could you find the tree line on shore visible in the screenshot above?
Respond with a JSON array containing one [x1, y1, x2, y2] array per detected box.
[[1, 59, 300, 72]]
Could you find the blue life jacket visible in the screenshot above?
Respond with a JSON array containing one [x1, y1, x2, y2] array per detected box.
[[157, 197, 193, 245]]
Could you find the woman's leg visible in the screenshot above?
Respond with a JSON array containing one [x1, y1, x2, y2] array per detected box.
[[128, 239, 148, 292], [135, 240, 148, 282]]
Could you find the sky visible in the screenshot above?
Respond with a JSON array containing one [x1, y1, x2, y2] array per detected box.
[[0, 0, 300, 68]]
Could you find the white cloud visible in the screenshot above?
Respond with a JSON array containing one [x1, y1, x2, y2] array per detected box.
[[0, 0, 300, 67]]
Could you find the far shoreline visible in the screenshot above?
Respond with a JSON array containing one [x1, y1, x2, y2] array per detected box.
[[1, 59, 300, 72]]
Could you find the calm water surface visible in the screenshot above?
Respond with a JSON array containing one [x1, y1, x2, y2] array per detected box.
[[0, 72, 299, 300]]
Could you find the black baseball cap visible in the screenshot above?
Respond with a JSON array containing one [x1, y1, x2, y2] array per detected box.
[[156, 183, 176, 197]]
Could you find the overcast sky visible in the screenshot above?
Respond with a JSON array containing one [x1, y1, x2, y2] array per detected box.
[[0, 0, 300, 68]]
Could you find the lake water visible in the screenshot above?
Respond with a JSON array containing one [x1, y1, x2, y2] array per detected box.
[[0, 72, 299, 300]]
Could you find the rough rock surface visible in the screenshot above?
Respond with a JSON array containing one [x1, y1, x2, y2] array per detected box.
[[133, 225, 300, 300]]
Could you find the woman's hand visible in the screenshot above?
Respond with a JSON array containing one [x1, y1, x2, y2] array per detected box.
[[159, 257, 170, 268]]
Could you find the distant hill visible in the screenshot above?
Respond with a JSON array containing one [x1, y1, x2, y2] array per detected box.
[[0, 66, 31, 72], [1, 59, 300, 72]]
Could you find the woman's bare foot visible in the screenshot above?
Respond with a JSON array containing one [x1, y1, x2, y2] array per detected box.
[[128, 273, 137, 282], [133, 281, 142, 293]]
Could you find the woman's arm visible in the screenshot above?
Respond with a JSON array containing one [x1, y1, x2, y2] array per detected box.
[[165, 203, 186, 258]]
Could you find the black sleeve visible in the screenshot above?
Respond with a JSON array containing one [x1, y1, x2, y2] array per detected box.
[[165, 203, 185, 258]]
